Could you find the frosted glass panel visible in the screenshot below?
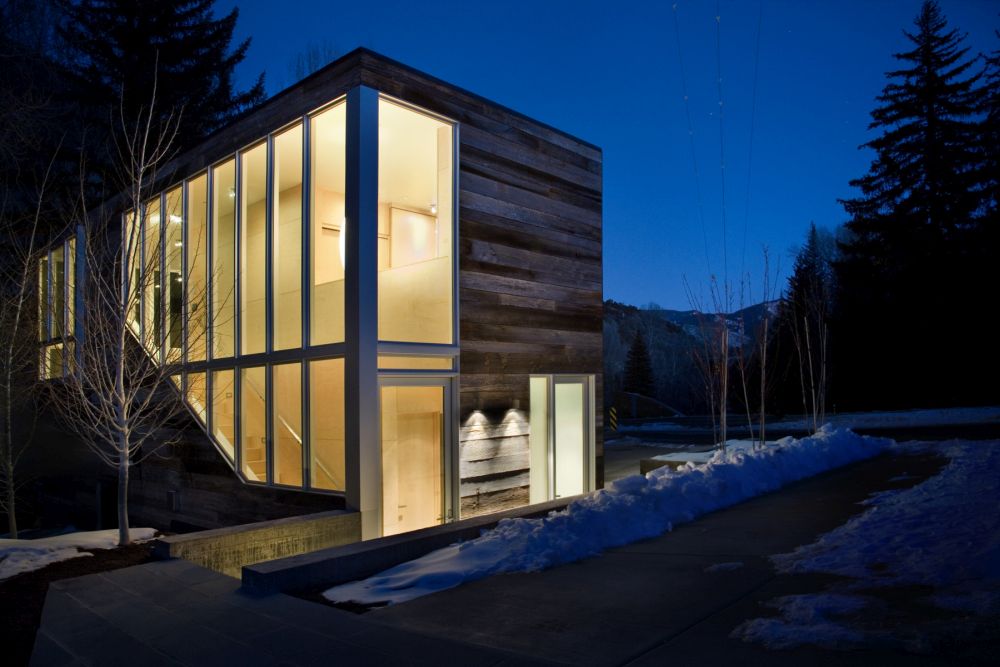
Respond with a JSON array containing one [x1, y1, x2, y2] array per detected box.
[[381, 385, 444, 536], [529, 376, 550, 504], [554, 382, 586, 498]]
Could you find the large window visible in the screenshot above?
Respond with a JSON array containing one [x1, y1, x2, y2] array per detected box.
[[240, 143, 267, 355], [165, 187, 183, 361], [212, 160, 236, 359], [273, 362, 302, 486], [143, 196, 161, 358], [212, 369, 235, 460], [187, 174, 208, 361], [38, 237, 78, 380], [240, 366, 267, 481], [310, 357, 344, 490], [274, 124, 303, 350], [377, 99, 454, 344], [310, 102, 346, 345]]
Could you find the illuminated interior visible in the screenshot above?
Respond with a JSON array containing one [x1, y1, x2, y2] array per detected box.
[[381, 385, 444, 536], [378, 99, 454, 344]]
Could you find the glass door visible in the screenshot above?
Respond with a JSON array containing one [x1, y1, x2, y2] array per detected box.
[[529, 375, 594, 502], [553, 378, 587, 498], [379, 380, 450, 536]]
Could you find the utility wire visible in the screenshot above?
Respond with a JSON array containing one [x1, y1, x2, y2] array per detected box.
[[671, 2, 712, 274], [741, 0, 764, 279], [715, 0, 729, 285]]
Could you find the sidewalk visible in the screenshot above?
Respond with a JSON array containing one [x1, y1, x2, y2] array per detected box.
[[34, 449, 988, 666]]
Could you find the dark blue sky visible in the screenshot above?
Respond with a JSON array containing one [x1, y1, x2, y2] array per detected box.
[[220, 0, 998, 309]]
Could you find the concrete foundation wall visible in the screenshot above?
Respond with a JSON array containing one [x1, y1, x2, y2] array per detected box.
[[153, 510, 361, 577]]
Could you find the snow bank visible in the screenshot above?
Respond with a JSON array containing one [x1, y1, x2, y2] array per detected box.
[[325, 426, 890, 606], [734, 439, 1000, 650], [0, 528, 157, 581]]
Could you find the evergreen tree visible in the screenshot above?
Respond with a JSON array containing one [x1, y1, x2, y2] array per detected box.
[[57, 0, 264, 171], [623, 331, 655, 398], [834, 1, 992, 409], [772, 224, 834, 422], [980, 31, 1000, 231]]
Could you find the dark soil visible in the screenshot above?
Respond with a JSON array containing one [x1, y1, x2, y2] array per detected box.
[[0, 542, 156, 666]]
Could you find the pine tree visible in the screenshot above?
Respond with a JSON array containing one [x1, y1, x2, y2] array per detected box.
[[57, 0, 264, 169], [773, 224, 833, 427], [834, 1, 991, 409], [623, 331, 655, 398]]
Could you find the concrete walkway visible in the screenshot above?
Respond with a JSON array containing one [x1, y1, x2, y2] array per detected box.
[[33, 450, 993, 666], [31, 560, 550, 666]]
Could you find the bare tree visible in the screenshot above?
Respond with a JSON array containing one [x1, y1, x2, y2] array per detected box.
[[46, 76, 188, 546], [0, 153, 59, 537], [685, 276, 734, 453], [756, 247, 780, 448]]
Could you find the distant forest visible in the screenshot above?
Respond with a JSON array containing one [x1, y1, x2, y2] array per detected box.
[[609, 1, 1000, 416]]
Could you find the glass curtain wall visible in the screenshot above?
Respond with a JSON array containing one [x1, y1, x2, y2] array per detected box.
[[97, 92, 456, 502]]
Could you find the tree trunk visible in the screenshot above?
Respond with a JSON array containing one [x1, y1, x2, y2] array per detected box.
[[3, 382, 16, 538], [117, 452, 130, 546]]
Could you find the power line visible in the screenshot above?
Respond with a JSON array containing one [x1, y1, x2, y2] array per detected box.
[[715, 0, 729, 285], [741, 0, 764, 279], [671, 2, 712, 274]]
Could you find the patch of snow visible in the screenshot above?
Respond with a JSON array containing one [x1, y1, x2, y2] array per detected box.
[[731, 594, 868, 649], [651, 439, 766, 465], [737, 439, 1000, 650], [0, 528, 157, 581], [325, 426, 889, 606], [704, 561, 744, 573]]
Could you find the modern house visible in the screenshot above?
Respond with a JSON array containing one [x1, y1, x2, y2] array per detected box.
[[37, 49, 603, 542]]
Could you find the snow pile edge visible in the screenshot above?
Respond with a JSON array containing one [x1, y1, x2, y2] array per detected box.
[[325, 427, 891, 606]]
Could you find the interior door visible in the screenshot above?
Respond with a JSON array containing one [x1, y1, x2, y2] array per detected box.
[[380, 382, 448, 536]]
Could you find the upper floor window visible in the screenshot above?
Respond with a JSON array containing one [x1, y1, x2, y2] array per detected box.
[[377, 99, 455, 345]]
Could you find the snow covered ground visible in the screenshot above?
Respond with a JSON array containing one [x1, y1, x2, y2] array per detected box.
[[325, 427, 890, 606], [733, 438, 1000, 651], [0, 528, 157, 581]]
